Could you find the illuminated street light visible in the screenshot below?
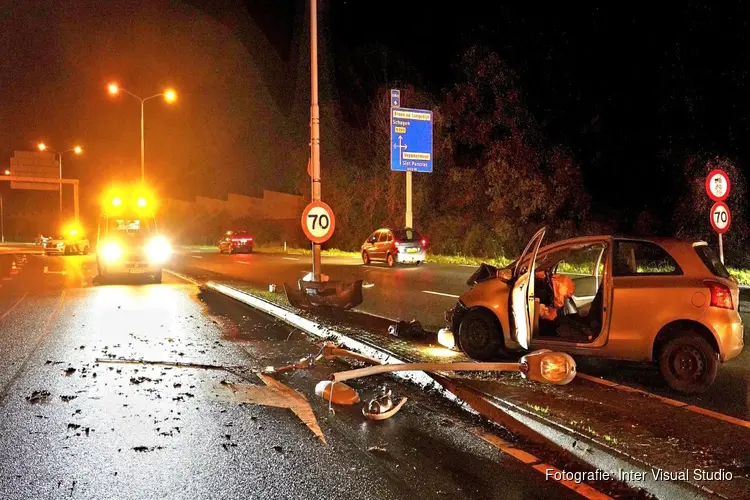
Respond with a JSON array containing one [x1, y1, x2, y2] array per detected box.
[[3, 170, 9, 176], [107, 82, 177, 182], [35, 142, 84, 223]]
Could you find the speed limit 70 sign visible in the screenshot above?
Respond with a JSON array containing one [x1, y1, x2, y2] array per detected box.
[[301, 201, 336, 244], [710, 201, 731, 234]]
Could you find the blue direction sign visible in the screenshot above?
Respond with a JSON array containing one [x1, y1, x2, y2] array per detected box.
[[390, 89, 400, 107], [390, 107, 433, 173]]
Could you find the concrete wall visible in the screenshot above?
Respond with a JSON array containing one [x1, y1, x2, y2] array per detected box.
[[160, 190, 306, 245], [162, 190, 304, 221]]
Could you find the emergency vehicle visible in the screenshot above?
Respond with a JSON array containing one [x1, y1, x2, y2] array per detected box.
[[96, 185, 171, 283]]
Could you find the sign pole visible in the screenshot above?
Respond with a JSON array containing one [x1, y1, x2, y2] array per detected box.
[[58, 153, 63, 225], [719, 233, 724, 264], [405, 170, 413, 228], [310, 0, 322, 281]]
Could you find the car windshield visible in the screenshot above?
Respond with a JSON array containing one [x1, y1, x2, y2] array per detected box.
[[108, 218, 156, 237], [694, 244, 731, 279], [392, 229, 421, 241]]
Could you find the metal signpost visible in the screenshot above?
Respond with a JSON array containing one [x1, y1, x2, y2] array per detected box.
[[705, 169, 731, 263], [390, 98, 433, 228]]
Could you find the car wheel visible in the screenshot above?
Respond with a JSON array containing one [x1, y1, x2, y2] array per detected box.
[[152, 270, 163, 284], [658, 332, 718, 394], [362, 251, 371, 265], [458, 308, 502, 361], [416, 261, 423, 266], [386, 253, 395, 267], [82, 246, 90, 255]]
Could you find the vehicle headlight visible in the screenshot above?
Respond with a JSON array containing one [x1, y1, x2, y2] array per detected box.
[[56, 242, 64, 247], [101, 242, 122, 262], [146, 236, 171, 264]]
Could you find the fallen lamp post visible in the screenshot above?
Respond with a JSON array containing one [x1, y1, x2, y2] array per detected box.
[[327, 350, 577, 386]]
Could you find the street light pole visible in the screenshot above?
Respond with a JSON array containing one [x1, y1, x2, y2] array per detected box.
[[58, 152, 63, 224], [141, 99, 145, 182], [310, 0, 322, 281], [107, 84, 176, 183], [1, 196, 4, 243]]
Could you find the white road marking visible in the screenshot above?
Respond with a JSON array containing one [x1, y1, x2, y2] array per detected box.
[[422, 290, 460, 298], [362, 283, 375, 288], [237, 261, 250, 265], [459, 264, 477, 268], [191, 255, 203, 259], [282, 257, 300, 261]]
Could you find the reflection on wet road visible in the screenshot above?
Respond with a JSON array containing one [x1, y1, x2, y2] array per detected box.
[[0, 252, 606, 500]]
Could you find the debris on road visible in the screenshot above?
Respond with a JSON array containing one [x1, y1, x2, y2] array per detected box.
[[314, 381, 360, 405], [215, 373, 326, 444], [388, 319, 427, 339], [26, 390, 51, 404], [363, 386, 408, 421]]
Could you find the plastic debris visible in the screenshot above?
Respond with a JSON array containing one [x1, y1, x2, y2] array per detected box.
[[314, 381, 360, 405]]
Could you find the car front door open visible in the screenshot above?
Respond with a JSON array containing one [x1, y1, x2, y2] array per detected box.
[[509, 228, 546, 349]]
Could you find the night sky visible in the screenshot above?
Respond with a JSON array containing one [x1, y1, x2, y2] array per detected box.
[[1, 0, 749, 223]]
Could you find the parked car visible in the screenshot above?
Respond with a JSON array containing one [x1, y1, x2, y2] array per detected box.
[[361, 228, 427, 267], [45, 234, 90, 255], [218, 230, 254, 254], [439, 228, 744, 393]]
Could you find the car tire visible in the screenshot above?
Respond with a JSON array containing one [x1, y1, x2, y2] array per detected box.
[[658, 331, 718, 394], [82, 246, 90, 255], [362, 251, 371, 265], [458, 308, 502, 361], [386, 253, 395, 267], [152, 270, 163, 284], [416, 261, 423, 266]]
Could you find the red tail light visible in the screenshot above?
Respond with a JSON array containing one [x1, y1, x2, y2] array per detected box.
[[421, 239, 426, 246], [706, 281, 733, 309]]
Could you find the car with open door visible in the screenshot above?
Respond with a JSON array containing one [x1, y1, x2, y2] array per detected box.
[[440, 228, 744, 394]]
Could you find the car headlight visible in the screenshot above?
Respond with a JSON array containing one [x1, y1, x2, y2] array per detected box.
[[146, 236, 171, 264], [101, 242, 122, 262]]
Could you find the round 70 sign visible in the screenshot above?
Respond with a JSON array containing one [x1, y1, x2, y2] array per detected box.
[[710, 201, 731, 234], [301, 201, 336, 244]]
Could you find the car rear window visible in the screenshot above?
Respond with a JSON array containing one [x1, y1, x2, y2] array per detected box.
[[694, 244, 730, 279], [393, 229, 421, 241]]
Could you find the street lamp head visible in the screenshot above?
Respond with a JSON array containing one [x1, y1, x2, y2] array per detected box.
[[164, 89, 177, 103], [108, 83, 119, 95], [4, 170, 10, 175], [38, 143, 47, 151], [73, 146, 83, 155]]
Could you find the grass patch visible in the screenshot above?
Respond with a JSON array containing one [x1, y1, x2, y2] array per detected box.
[[729, 267, 750, 286], [231, 283, 291, 308], [527, 404, 550, 416]]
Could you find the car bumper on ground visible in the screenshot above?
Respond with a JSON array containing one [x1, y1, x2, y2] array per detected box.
[[396, 249, 426, 263]]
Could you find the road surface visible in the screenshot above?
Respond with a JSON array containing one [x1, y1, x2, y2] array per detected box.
[[170, 248, 750, 422], [0, 251, 632, 499]]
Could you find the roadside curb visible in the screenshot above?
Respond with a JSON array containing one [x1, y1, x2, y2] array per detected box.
[[203, 281, 718, 500]]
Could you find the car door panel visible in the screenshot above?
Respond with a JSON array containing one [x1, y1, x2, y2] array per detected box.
[[509, 227, 546, 349]]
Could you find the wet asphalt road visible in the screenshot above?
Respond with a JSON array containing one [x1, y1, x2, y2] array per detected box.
[[170, 247, 750, 421], [0, 251, 608, 500]]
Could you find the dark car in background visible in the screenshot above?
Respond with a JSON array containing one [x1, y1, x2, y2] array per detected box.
[[361, 227, 426, 267], [219, 230, 254, 254]]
